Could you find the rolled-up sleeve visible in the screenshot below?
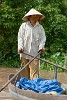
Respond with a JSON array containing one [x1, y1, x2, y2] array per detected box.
[[39, 25, 46, 50]]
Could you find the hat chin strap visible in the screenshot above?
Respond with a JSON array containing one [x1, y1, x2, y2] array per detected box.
[[30, 20, 36, 26]]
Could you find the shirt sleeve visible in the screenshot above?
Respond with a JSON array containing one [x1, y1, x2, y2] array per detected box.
[[18, 23, 25, 50], [39, 25, 46, 50]]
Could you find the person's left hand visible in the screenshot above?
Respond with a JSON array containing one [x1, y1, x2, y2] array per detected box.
[[38, 48, 45, 54]]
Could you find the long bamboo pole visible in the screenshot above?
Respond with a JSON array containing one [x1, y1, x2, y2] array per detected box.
[[23, 52, 67, 71]]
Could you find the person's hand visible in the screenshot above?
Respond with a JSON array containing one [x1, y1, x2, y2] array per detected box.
[[38, 48, 45, 54], [18, 48, 23, 55]]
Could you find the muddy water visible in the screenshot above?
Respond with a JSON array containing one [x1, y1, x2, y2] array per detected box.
[[0, 68, 67, 92], [0, 68, 18, 92]]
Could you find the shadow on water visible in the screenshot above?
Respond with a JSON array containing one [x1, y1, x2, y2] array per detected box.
[[0, 68, 67, 92]]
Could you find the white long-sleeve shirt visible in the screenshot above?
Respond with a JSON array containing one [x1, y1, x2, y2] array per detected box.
[[18, 21, 46, 59]]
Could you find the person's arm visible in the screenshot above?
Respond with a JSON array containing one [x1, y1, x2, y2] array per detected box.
[[18, 24, 24, 54], [39, 25, 46, 53]]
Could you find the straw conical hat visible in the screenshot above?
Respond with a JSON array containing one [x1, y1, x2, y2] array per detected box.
[[22, 8, 45, 21]]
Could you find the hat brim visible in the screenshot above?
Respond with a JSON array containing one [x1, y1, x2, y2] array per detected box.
[[22, 14, 45, 21]]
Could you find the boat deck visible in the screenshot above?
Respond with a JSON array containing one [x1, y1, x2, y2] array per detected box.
[[0, 91, 13, 100]]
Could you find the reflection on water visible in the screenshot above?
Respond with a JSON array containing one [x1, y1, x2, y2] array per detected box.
[[0, 68, 67, 92]]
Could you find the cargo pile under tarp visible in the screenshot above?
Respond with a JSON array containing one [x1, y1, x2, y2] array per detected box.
[[16, 77, 63, 94]]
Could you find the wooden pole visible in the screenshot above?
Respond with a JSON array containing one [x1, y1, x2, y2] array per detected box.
[[23, 52, 67, 71], [64, 56, 67, 68]]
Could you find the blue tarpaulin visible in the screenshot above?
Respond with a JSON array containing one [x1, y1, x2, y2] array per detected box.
[[16, 78, 63, 94]]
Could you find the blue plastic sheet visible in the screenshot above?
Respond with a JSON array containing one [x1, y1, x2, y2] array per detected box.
[[16, 78, 63, 94]]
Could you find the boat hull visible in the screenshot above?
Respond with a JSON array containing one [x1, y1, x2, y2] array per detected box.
[[8, 83, 67, 100], [8, 74, 67, 100]]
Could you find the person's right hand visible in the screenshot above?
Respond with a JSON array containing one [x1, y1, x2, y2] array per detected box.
[[18, 48, 23, 54]]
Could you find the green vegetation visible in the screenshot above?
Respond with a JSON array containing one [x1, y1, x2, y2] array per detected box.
[[0, 0, 67, 69], [40, 52, 66, 72]]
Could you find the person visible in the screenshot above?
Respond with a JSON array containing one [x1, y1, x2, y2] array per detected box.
[[18, 8, 46, 80]]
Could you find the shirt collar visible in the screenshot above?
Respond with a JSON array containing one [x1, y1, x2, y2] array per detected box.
[[27, 21, 39, 27]]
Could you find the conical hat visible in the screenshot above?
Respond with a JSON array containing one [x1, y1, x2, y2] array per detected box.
[[22, 8, 45, 21]]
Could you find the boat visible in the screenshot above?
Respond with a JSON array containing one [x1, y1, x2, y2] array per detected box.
[[8, 73, 67, 100]]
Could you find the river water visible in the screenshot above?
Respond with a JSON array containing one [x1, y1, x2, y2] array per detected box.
[[0, 68, 67, 92]]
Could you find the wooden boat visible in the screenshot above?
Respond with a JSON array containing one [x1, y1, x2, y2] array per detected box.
[[8, 74, 67, 100]]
